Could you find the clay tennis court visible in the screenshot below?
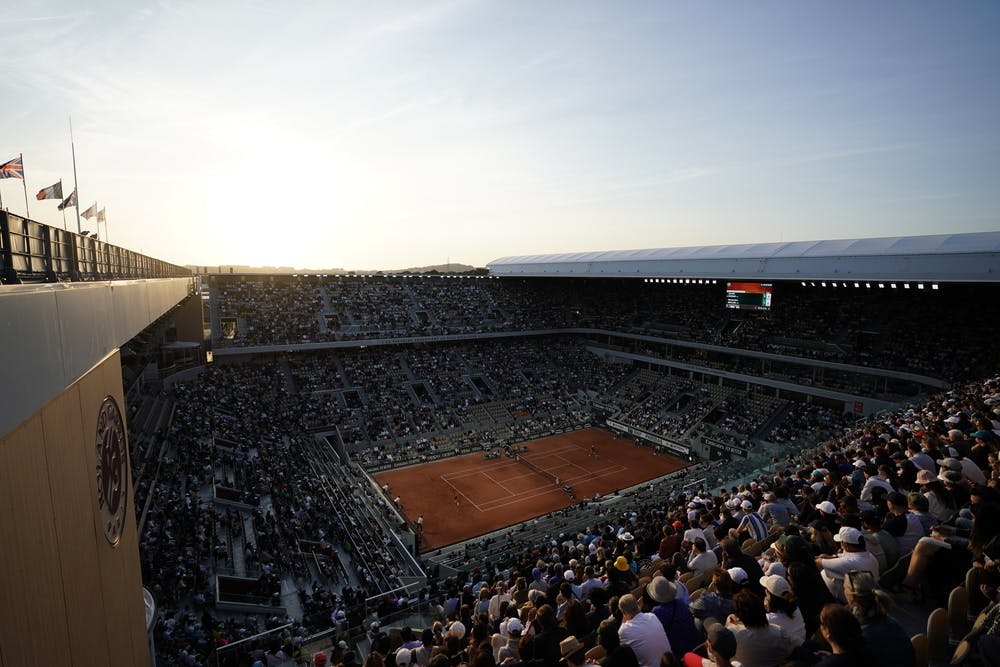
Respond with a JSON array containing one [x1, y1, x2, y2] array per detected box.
[[372, 427, 689, 552]]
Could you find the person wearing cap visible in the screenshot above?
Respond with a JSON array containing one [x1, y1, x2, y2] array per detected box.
[[842, 571, 915, 667], [607, 556, 637, 597], [559, 635, 599, 666], [496, 617, 524, 664], [736, 500, 768, 543], [394, 647, 413, 666], [719, 538, 766, 598], [760, 574, 805, 647], [814, 500, 840, 530], [947, 454, 988, 486], [914, 468, 957, 523], [643, 576, 700, 657], [815, 526, 879, 602], [618, 593, 672, 667]]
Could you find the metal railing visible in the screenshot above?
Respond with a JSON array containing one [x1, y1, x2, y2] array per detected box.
[[0, 210, 190, 283]]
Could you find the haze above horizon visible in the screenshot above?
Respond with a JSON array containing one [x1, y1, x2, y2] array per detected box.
[[2, 1, 998, 270]]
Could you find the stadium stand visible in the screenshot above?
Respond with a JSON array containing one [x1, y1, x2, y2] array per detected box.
[[131, 265, 1000, 665]]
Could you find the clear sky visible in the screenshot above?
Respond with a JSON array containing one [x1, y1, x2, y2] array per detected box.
[[2, 1, 998, 270]]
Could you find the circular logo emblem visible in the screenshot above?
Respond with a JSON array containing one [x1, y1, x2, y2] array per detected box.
[[96, 395, 128, 547]]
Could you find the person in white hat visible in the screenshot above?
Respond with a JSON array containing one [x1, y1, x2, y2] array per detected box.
[[815, 526, 879, 602], [736, 500, 768, 543], [495, 617, 523, 663], [760, 574, 805, 647]]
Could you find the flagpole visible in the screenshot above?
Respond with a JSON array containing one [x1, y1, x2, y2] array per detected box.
[[20, 153, 30, 218], [70, 117, 82, 234]]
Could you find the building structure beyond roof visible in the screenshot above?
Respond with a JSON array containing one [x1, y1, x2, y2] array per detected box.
[[487, 231, 1000, 282]]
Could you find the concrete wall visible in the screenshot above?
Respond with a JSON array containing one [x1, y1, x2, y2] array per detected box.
[[0, 277, 192, 436], [0, 351, 149, 666]]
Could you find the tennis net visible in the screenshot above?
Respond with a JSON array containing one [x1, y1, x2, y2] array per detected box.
[[519, 455, 560, 486]]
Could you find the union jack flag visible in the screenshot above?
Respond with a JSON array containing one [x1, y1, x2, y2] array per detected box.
[[0, 156, 23, 179]]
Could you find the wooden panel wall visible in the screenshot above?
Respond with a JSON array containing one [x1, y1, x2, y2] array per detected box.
[[0, 351, 149, 666]]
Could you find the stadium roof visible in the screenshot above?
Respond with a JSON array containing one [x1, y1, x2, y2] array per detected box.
[[487, 231, 1000, 282]]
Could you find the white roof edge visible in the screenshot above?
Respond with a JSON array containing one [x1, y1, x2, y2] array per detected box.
[[488, 232, 1000, 266], [487, 231, 1000, 282]]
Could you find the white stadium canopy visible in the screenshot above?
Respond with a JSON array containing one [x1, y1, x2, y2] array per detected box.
[[487, 231, 1000, 282]]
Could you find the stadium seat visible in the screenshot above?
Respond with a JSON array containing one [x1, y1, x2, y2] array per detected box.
[[910, 633, 927, 667], [948, 586, 970, 641], [926, 607, 949, 665]]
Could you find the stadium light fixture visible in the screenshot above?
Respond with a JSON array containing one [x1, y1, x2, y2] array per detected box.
[[903, 283, 910, 289], [878, 283, 885, 289], [931, 283, 939, 290], [821, 282, 826, 287], [890, 283, 897, 289], [917, 283, 924, 290]]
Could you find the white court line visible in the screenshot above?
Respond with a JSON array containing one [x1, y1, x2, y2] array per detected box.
[[439, 475, 484, 512], [477, 465, 632, 511], [440, 439, 631, 512], [482, 471, 516, 496]]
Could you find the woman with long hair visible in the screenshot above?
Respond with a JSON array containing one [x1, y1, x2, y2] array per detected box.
[[843, 571, 915, 667], [814, 603, 871, 667], [786, 561, 835, 640], [760, 574, 805, 647], [561, 598, 592, 644], [915, 472, 956, 523]]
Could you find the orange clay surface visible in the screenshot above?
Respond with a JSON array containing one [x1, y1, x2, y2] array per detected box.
[[372, 428, 689, 552]]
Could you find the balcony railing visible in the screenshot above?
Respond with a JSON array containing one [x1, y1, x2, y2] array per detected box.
[[0, 210, 190, 283]]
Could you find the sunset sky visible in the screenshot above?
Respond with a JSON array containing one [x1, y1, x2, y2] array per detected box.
[[2, 1, 998, 269]]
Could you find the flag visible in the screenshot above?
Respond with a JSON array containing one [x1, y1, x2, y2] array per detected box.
[[57, 189, 77, 211], [82, 202, 98, 219], [0, 156, 23, 179], [36, 181, 63, 200], [97, 208, 106, 222]]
